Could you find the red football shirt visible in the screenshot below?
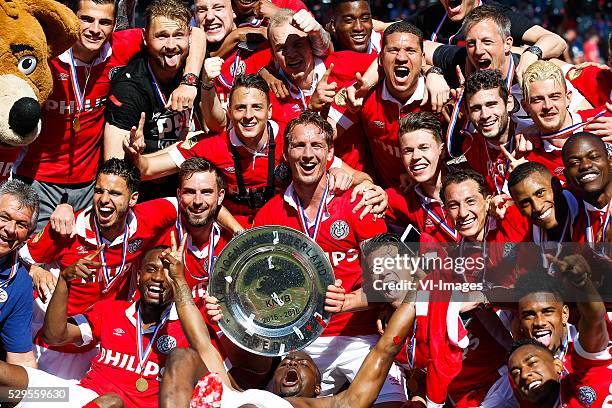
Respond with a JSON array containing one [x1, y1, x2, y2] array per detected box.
[[0, 147, 20, 183], [15, 29, 143, 184], [461, 132, 514, 195], [329, 77, 430, 188], [565, 64, 612, 109], [386, 185, 461, 243], [19, 198, 177, 316], [76, 300, 190, 408], [253, 184, 386, 336], [168, 121, 288, 227]]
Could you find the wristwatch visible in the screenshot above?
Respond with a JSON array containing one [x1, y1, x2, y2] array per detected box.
[[426, 66, 444, 77], [523, 45, 543, 60], [181, 73, 201, 87]]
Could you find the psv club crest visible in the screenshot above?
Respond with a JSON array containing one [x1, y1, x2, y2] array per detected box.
[[156, 334, 177, 355], [330, 220, 350, 240]]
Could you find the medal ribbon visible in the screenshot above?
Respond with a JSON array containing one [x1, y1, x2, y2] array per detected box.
[[68, 49, 87, 115], [146, 63, 190, 127], [217, 51, 243, 89], [584, 202, 611, 254], [0, 251, 19, 290], [539, 109, 606, 141], [278, 69, 308, 111], [417, 194, 459, 241], [176, 215, 220, 281], [295, 183, 329, 241], [136, 304, 172, 375], [534, 214, 570, 273], [93, 217, 130, 293]]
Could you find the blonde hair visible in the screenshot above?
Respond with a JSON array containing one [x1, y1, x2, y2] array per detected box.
[[522, 60, 567, 102], [267, 8, 295, 39]]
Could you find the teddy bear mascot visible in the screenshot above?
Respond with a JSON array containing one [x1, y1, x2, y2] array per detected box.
[[0, 0, 78, 150]]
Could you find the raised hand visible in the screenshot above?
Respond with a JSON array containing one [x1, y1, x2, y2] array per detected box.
[[345, 72, 370, 112], [324, 279, 345, 313], [61, 245, 104, 282], [123, 112, 146, 157], [291, 9, 322, 35], [309, 63, 337, 111], [500, 144, 528, 173], [161, 230, 188, 285]]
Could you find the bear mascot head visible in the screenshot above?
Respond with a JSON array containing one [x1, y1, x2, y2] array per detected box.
[[0, 0, 78, 147]]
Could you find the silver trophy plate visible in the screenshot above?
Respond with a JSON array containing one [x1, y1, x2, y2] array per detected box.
[[209, 226, 335, 356]]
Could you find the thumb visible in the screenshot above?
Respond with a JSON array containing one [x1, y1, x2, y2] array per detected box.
[[500, 144, 516, 162], [322, 63, 334, 83], [355, 72, 364, 87]]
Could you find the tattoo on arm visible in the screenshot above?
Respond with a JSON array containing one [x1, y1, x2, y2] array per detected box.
[[174, 283, 196, 306]]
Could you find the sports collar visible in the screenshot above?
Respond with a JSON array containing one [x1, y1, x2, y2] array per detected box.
[[184, 222, 222, 260], [58, 42, 113, 67], [281, 58, 327, 99], [76, 206, 138, 246], [125, 301, 179, 329], [541, 111, 582, 152], [228, 120, 279, 157], [381, 75, 426, 107], [414, 184, 443, 205], [283, 182, 334, 219], [368, 30, 382, 54]]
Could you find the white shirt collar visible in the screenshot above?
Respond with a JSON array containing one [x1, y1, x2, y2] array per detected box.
[[125, 301, 179, 328], [414, 184, 443, 205], [542, 111, 583, 152], [368, 30, 382, 54], [381, 75, 426, 107], [283, 182, 334, 225], [75, 206, 138, 246], [184, 222, 222, 260], [58, 42, 113, 66], [228, 120, 279, 157]]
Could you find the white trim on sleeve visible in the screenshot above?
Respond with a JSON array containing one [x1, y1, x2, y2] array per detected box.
[[168, 146, 187, 167], [72, 313, 94, 346]]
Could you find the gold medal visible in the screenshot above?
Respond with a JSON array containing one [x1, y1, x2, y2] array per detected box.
[[73, 116, 81, 132], [135, 377, 149, 392], [334, 88, 348, 107]]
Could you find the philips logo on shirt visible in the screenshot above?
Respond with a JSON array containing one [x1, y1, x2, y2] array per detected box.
[[96, 347, 162, 378]]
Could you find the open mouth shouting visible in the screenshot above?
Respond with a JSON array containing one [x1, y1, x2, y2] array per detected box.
[[533, 329, 553, 347], [282, 369, 300, 388], [393, 66, 410, 81], [145, 282, 167, 302], [97, 206, 115, 225], [162, 52, 181, 68], [299, 161, 318, 176]]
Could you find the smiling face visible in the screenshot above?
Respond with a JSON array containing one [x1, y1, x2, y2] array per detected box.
[[0, 194, 33, 258], [138, 248, 174, 307], [93, 173, 138, 236], [380, 32, 424, 102], [285, 124, 334, 187], [444, 179, 490, 241], [440, 0, 479, 21], [74, 0, 115, 58], [517, 292, 569, 352], [228, 86, 271, 147], [332, 1, 373, 52], [564, 137, 612, 197], [399, 129, 445, 184], [508, 344, 562, 404], [524, 79, 572, 134], [466, 87, 512, 140], [272, 351, 320, 398], [510, 172, 560, 230], [178, 171, 224, 228], [465, 19, 512, 72], [194, 0, 234, 45], [269, 22, 314, 84], [145, 16, 190, 74]]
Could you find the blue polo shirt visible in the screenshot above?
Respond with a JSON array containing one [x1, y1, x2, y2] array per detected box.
[[0, 252, 33, 353]]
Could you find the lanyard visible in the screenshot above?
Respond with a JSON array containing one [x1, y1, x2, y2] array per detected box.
[[485, 137, 514, 194], [295, 182, 329, 241], [93, 217, 130, 293], [584, 201, 611, 252], [417, 193, 459, 241], [136, 304, 172, 374], [534, 214, 570, 273], [539, 109, 607, 141], [0, 251, 19, 290], [458, 217, 491, 284]]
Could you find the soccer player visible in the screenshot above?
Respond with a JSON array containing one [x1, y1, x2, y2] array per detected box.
[[329, 0, 380, 54], [19, 159, 179, 379], [385, 112, 460, 243], [127, 75, 383, 228], [12, 0, 203, 232], [508, 338, 611, 408], [0, 246, 228, 408], [0, 180, 39, 369], [251, 111, 406, 403], [562, 133, 612, 247], [462, 69, 525, 195], [522, 61, 611, 182], [328, 21, 431, 189], [104, 0, 204, 170]]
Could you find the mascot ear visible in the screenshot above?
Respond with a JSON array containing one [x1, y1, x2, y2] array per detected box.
[[19, 0, 79, 58]]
